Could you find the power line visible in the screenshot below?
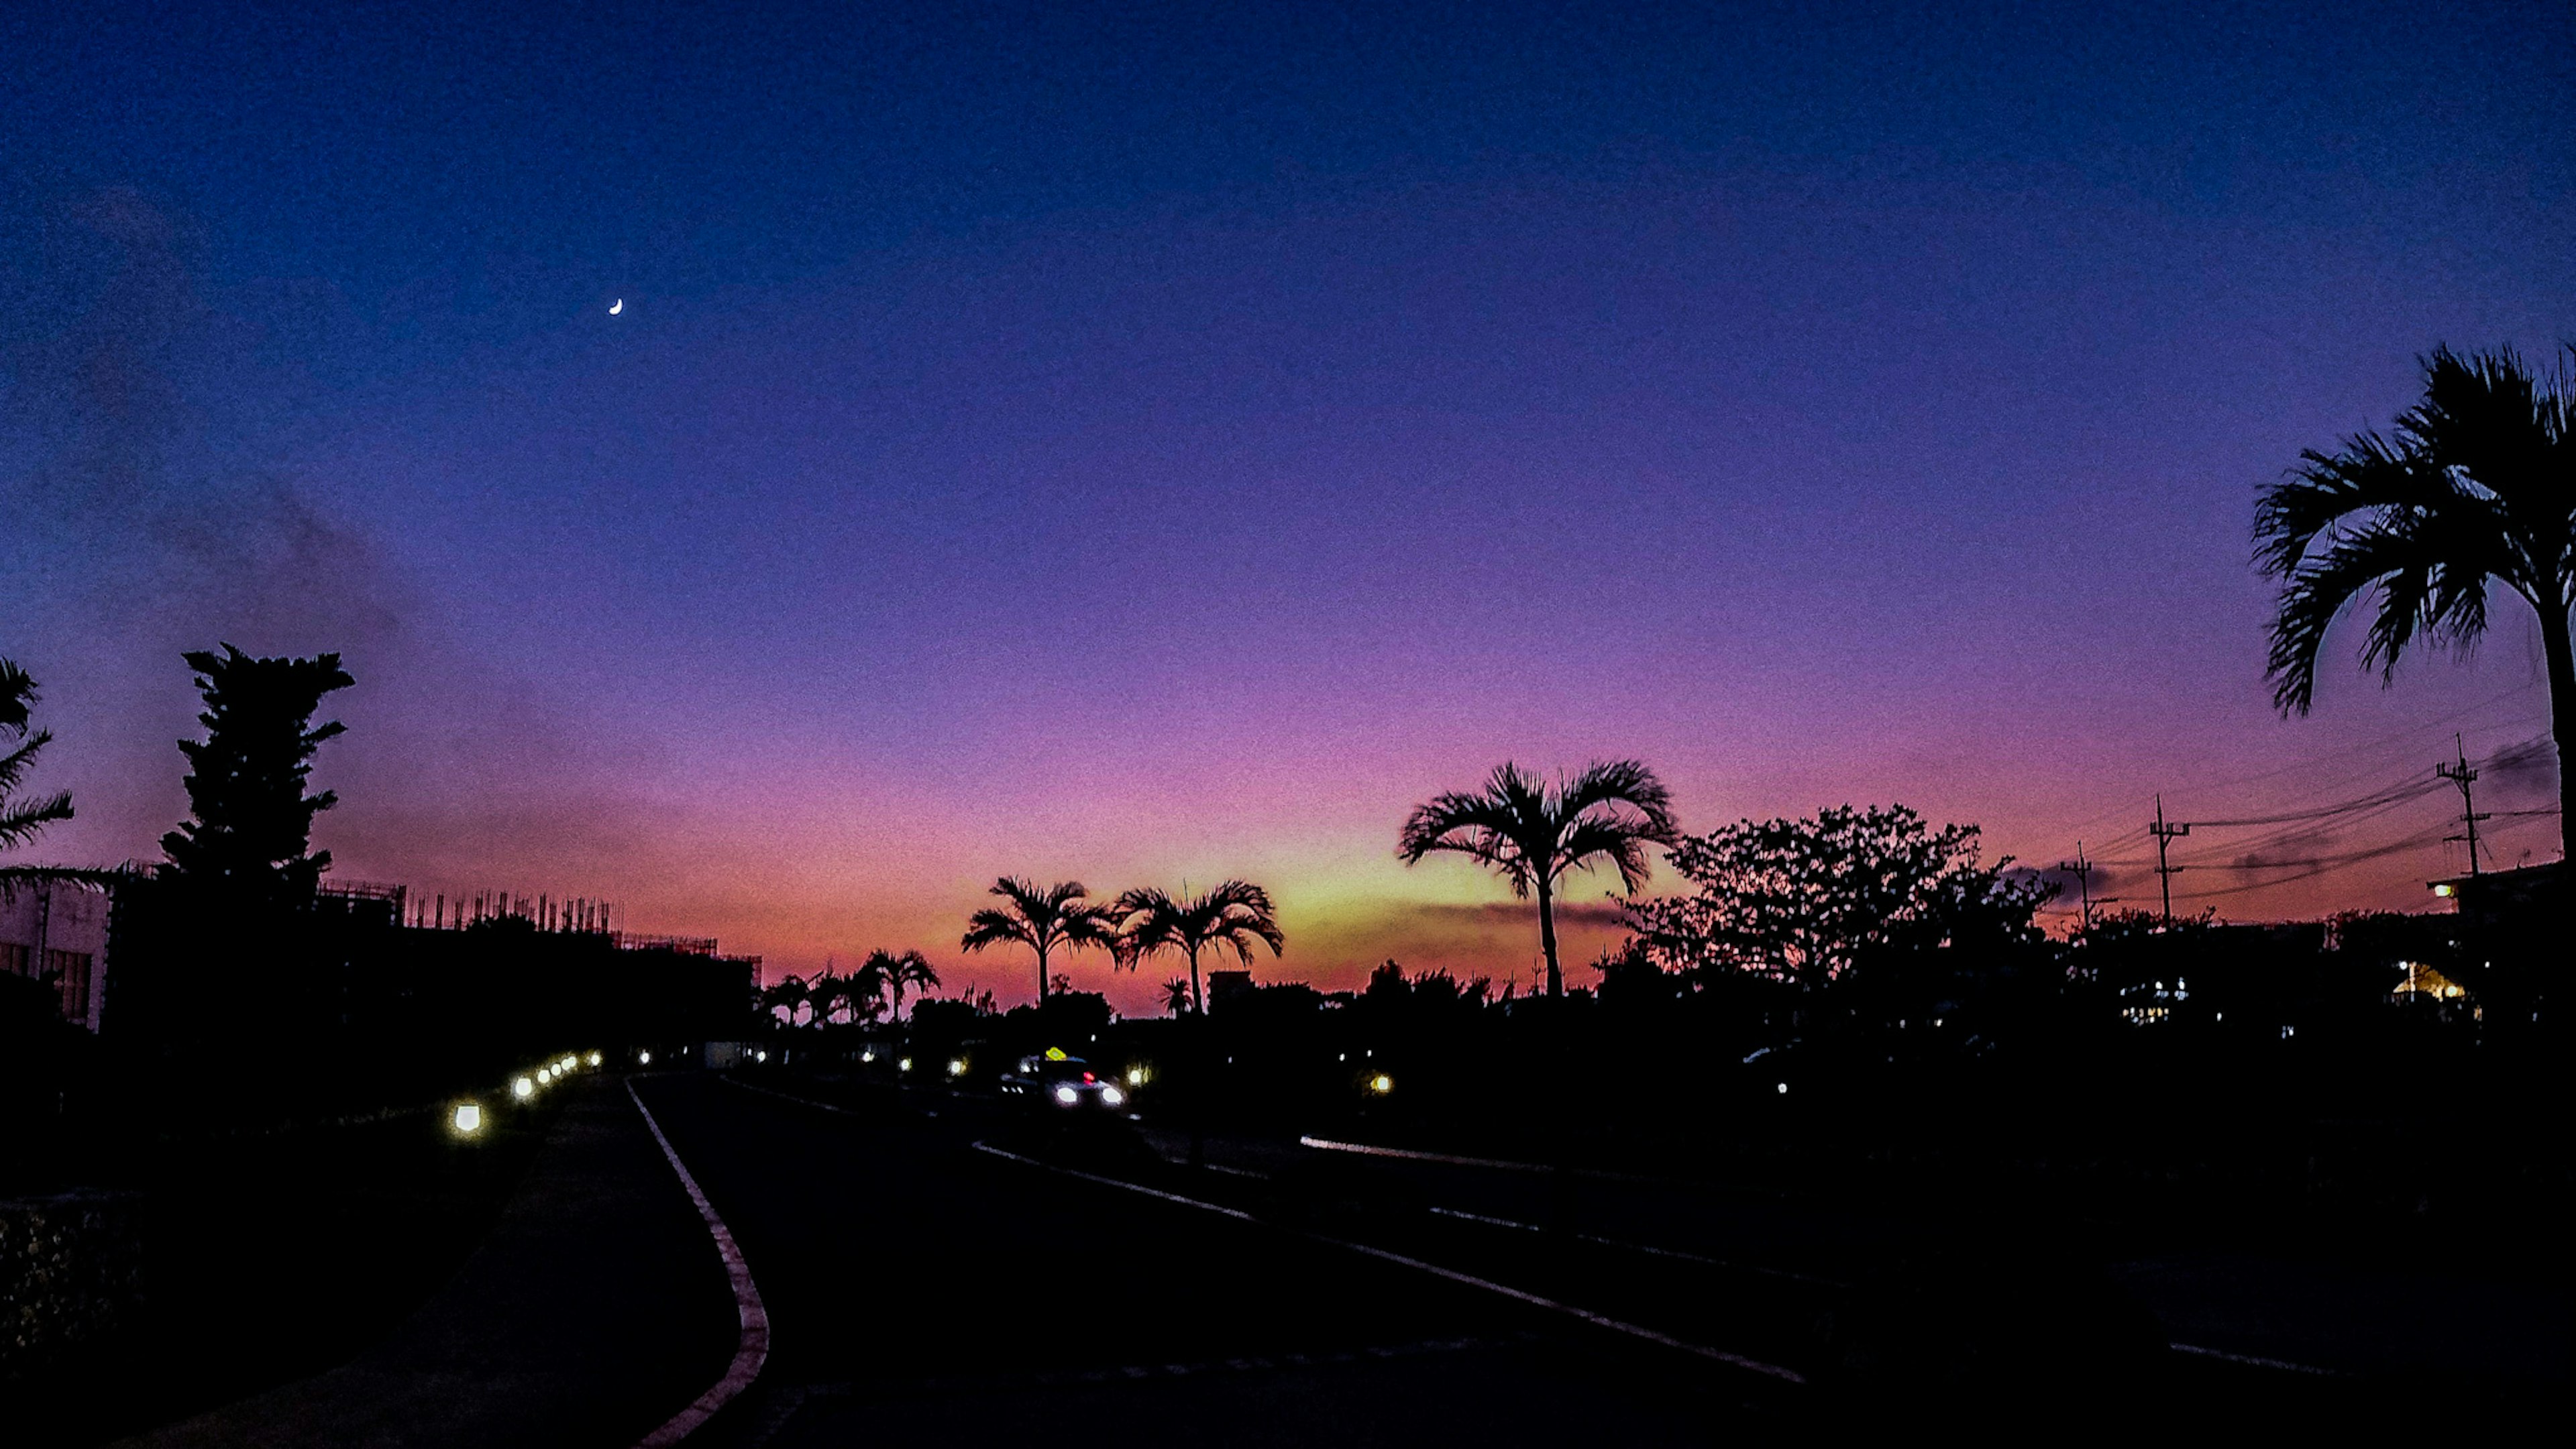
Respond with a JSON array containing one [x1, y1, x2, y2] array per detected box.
[[2031, 680, 2545, 843]]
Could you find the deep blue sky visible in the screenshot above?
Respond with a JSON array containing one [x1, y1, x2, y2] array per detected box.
[[6, 2, 2570, 1000]]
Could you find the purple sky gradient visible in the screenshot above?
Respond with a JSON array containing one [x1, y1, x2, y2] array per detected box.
[[6, 3, 2569, 1014]]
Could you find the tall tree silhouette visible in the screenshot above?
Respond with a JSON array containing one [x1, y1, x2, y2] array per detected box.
[[0, 661, 72, 851], [161, 645, 354, 906], [864, 948, 940, 1028], [960, 878, 1118, 1004], [1111, 880, 1284, 1016], [2257, 345, 2575, 861], [1398, 760, 1680, 999]]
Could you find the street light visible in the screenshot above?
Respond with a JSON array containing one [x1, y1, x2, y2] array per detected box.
[[451, 1102, 484, 1136]]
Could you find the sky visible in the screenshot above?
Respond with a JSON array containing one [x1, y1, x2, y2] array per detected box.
[[4, 1, 2570, 1013]]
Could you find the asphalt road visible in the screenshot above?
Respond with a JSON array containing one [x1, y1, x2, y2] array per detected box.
[[115, 1072, 2550, 1444], [634, 1074, 1785, 1448]]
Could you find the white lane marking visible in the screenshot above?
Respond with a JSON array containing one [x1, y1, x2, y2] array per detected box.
[[629, 1078, 773, 1446], [972, 1142, 1807, 1385], [1297, 1136, 1656, 1183], [2168, 1341, 2347, 1377], [722, 1075, 853, 1114], [1426, 1205, 1845, 1287], [1205, 1163, 1272, 1180]]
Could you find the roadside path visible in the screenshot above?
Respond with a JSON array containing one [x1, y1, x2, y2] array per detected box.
[[120, 1078, 737, 1449]]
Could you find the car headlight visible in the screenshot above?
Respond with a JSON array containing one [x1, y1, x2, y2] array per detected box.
[[1055, 1085, 1079, 1105], [1101, 1085, 1126, 1107]]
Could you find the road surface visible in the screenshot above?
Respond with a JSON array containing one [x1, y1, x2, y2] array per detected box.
[[635, 1073, 1774, 1447]]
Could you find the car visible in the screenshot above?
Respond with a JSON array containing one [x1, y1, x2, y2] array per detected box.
[[1000, 1047, 1131, 1113]]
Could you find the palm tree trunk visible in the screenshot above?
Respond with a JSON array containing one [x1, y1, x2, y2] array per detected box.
[[1035, 941, 1049, 1004], [1186, 941, 1209, 1169], [1536, 877, 1562, 999], [2546, 602, 2576, 867]]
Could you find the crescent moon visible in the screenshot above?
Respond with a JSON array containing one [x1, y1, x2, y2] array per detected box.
[[608, 299, 623, 315]]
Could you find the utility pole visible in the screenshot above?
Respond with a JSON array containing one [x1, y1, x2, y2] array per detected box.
[[2436, 733, 2488, 877], [2149, 795, 2190, 927], [2056, 843, 2096, 932]]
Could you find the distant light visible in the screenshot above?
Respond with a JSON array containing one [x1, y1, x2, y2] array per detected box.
[[1367, 1073, 1393, 1095], [1126, 1067, 1147, 1087], [2433, 883, 2456, 898], [862, 1051, 875, 1063], [947, 1058, 968, 1077], [587, 1051, 602, 1067], [639, 1050, 653, 1065], [513, 1075, 535, 1099], [755, 1050, 768, 1062], [1055, 1085, 1079, 1104], [1044, 1046, 1068, 1061], [1776, 1082, 1788, 1094], [452, 1103, 483, 1134], [899, 1057, 914, 1072]]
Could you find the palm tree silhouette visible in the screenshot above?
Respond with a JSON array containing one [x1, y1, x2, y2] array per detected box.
[[1161, 977, 1195, 1016], [760, 973, 814, 1029], [961, 877, 1120, 1004], [866, 948, 941, 1028], [1397, 760, 1680, 999], [0, 661, 72, 851], [1112, 881, 1285, 1016], [2258, 345, 2576, 860]]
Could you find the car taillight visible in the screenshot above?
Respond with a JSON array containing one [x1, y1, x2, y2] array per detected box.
[[1082, 1073, 1095, 1083]]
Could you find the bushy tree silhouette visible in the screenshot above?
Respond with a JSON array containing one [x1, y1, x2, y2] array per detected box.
[[1397, 759, 1679, 998], [2257, 345, 2576, 860], [160, 645, 354, 906], [1627, 804, 2051, 991], [961, 877, 1119, 1004], [1111, 880, 1283, 1016]]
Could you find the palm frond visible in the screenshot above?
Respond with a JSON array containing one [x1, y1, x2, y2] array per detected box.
[[1554, 759, 1680, 843], [2258, 345, 2576, 720], [0, 731, 49, 796], [960, 906, 1036, 953], [0, 660, 36, 736], [0, 790, 74, 850], [1556, 816, 1657, 894]]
